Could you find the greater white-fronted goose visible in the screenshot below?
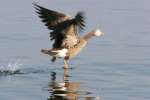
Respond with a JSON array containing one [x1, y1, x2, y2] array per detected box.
[[34, 4, 104, 68]]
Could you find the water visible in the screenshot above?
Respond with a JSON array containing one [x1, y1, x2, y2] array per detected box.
[[0, 0, 150, 100]]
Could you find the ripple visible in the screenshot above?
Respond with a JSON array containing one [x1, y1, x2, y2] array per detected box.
[[0, 61, 22, 76], [0, 61, 49, 76]]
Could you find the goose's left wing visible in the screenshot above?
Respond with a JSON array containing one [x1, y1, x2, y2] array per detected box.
[[33, 3, 70, 30], [34, 4, 86, 49]]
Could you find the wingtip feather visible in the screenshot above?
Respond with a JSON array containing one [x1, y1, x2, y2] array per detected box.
[[73, 11, 86, 31]]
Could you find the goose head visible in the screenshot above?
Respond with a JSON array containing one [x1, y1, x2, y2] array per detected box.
[[93, 29, 104, 37]]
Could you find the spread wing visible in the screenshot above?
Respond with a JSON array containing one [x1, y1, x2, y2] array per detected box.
[[33, 3, 70, 30], [34, 4, 86, 49]]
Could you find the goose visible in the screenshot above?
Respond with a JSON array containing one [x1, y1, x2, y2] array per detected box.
[[34, 4, 104, 68]]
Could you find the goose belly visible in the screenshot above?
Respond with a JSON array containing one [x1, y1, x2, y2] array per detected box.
[[68, 39, 87, 59]]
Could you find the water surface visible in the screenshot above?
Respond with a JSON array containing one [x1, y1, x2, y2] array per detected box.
[[0, 0, 150, 100]]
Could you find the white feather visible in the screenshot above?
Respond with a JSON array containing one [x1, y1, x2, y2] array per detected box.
[[94, 29, 104, 36], [51, 48, 68, 58]]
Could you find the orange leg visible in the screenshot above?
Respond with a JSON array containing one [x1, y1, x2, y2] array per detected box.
[[63, 59, 69, 69]]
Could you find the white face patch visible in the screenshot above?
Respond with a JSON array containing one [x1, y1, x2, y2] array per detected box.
[[94, 29, 104, 36]]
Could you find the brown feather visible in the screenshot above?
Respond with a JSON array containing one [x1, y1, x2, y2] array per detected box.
[[34, 4, 86, 62]]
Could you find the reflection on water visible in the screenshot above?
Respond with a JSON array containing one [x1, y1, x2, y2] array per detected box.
[[47, 69, 100, 100]]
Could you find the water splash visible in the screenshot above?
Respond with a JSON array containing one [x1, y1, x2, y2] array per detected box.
[[0, 61, 22, 75]]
